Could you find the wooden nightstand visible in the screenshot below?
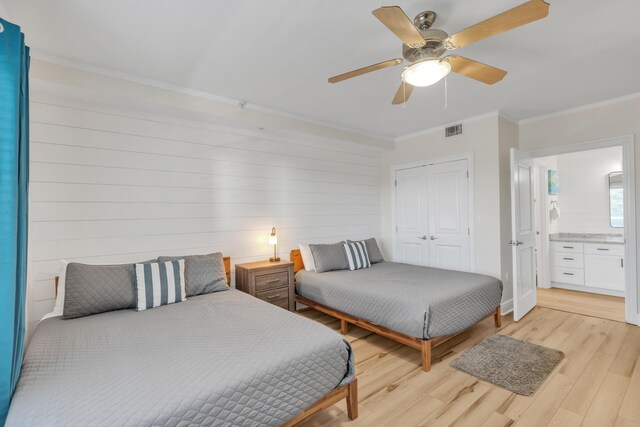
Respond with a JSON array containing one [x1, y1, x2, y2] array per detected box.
[[235, 260, 295, 311]]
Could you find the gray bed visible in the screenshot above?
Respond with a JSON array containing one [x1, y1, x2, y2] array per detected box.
[[295, 261, 503, 340], [6, 289, 354, 427]]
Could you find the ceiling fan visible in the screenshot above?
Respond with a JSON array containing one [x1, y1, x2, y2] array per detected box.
[[328, 0, 550, 104]]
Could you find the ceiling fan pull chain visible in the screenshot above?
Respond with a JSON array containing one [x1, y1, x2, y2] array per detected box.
[[443, 75, 448, 110], [403, 80, 407, 109]]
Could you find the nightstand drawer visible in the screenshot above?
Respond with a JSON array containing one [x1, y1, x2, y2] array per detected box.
[[255, 271, 289, 292], [235, 260, 294, 312], [256, 287, 289, 308]]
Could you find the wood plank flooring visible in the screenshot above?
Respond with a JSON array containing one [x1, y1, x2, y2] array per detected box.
[[537, 288, 626, 323], [296, 306, 640, 427]]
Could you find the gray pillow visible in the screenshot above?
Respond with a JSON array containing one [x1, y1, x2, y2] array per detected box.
[[348, 238, 384, 264], [157, 253, 227, 296], [63, 262, 137, 319], [309, 242, 349, 273]]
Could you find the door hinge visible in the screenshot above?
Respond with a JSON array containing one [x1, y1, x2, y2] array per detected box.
[[466, 171, 469, 178], [395, 179, 397, 187], [468, 228, 470, 235], [396, 226, 398, 233]]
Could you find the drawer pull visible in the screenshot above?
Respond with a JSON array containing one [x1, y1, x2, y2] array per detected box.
[[562, 257, 574, 260], [596, 248, 609, 251], [563, 273, 574, 276], [562, 246, 574, 249], [266, 279, 281, 284], [267, 294, 281, 300]]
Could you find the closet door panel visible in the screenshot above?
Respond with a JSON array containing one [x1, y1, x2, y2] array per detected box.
[[427, 159, 470, 271], [395, 167, 429, 266]]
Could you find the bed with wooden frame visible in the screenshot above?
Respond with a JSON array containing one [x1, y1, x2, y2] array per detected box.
[[290, 249, 501, 373], [20, 255, 358, 427]]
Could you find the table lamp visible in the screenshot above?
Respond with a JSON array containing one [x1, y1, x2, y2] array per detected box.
[[268, 227, 280, 262]]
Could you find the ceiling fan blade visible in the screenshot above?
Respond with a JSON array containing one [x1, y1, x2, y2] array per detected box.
[[446, 55, 507, 85], [392, 81, 414, 105], [445, 0, 549, 49], [372, 6, 425, 48], [328, 58, 403, 83]]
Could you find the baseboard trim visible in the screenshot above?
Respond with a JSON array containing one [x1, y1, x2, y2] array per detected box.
[[500, 298, 513, 316], [550, 282, 625, 298]]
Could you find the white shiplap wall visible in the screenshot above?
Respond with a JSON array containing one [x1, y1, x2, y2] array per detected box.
[[28, 94, 382, 328], [555, 147, 623, 234]]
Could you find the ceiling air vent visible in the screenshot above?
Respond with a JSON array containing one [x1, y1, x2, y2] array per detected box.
[[445, 124, 463, 138]]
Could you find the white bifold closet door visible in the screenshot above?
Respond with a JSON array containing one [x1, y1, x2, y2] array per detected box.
[[395, 159, 470, 272]]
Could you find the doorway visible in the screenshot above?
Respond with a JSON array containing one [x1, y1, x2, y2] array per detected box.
[[393, 154, 474, 272], [510, 136, 637, 325]]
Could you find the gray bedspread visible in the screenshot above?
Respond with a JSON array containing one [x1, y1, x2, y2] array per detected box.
[[6, 289, 354, 427], [296, 262, 502, 339]]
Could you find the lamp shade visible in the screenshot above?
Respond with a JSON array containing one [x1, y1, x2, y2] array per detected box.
[[401, 59, 451, 87], [268, 227, 277, 246]]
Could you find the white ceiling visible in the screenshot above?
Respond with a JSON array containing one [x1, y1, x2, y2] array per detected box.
[[3, 0, 640, 139]]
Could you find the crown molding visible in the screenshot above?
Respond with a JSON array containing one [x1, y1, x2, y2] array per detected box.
[[497, 111, 520, 125], [30, 51, 640, 147], [394, 90, 640, 142], [519, 92, 640, 125], [29, 50, 394, 146], [395, 111, 503, 142]]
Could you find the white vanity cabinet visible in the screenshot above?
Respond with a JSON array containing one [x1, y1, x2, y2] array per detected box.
[[550, 242, 585, 286], [583, 243, 625, 291], [550, 240, 624, 296]]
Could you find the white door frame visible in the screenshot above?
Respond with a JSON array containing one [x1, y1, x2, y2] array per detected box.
[[526, 135, 638, 325], [535, 165, 551, 288], [390, 152, 476, 272]]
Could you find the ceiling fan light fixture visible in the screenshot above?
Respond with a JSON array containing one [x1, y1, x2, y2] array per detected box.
[[401, 59, 451, 87]]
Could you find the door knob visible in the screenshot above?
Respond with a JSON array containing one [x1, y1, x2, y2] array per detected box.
[[508, 240, 523, 246], [429, 235, 438, 240], [418, 235, 428, 240]]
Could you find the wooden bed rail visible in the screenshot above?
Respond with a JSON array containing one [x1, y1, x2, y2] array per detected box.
[[283, 378, 358, 426], [290, 249, 502, 372]]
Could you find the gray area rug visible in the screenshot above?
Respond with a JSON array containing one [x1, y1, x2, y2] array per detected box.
[[450, 334, 564, 396]]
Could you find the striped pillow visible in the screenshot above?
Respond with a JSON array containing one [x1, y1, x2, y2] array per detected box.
[[134, 260, 186, 311], [343, 241, 371, 271]]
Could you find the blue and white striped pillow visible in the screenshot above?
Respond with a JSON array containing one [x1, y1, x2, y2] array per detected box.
[[343, 241, 371, 271], [134, 260, 186, 311]]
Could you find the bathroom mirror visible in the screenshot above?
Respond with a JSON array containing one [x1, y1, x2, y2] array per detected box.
[[609, 171, 623, 228]]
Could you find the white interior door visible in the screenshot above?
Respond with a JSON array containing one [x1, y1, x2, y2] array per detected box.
[[511, 148, 537, 321], [395, 167, 429, 266], [427, 160, 470, 271]]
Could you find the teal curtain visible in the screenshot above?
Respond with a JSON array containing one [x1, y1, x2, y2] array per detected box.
[[0, 17, 29, 426]]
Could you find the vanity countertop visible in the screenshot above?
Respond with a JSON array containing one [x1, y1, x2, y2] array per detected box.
[[549, 233, 625, 244]]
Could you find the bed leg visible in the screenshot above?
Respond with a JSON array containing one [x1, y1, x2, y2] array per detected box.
[[346, 378, 358, 420], [340, 319, 348, 335], [494, 306, 502, 328], [420, 340, 432, 372]]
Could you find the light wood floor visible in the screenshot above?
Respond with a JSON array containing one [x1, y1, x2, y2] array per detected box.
[[297, 306, 640, 427], [537, 287, 626, 323]]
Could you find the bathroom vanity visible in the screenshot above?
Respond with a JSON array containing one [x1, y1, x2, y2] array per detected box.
[[549, 233, 625, 296]]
